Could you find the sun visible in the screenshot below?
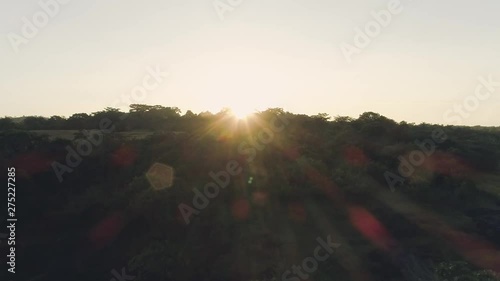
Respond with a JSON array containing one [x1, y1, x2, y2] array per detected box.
[[231, 109, 252, 120], [229, 105, 255, 120]]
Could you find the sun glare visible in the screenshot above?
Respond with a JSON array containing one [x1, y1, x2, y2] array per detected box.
[[229, 105, 255, 120], [232, 110, 251, 120]]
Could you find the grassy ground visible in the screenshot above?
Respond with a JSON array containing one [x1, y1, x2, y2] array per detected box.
[[29, 130, 154, 140]]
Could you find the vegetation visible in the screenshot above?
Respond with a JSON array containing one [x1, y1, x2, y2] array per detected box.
[[1, 105, 499, 281]]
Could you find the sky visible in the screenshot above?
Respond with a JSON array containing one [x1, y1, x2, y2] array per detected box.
[[1, 0, 499, 126]]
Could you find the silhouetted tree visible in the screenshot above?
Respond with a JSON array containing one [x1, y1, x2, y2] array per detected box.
[[0, 117, 17, 130]]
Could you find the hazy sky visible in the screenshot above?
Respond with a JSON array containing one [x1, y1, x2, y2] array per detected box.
[[1, 0, 499, 125]]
